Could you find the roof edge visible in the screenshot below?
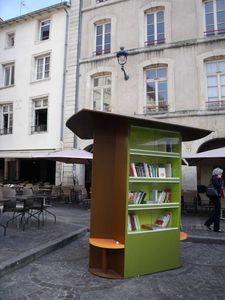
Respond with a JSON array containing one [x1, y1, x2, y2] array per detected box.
[[0, 1, 70, 26]]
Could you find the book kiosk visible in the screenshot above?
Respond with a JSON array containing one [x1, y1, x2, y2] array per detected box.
[[66, 109, 211, 279]]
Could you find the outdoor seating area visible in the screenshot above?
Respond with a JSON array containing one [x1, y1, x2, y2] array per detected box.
[[0, 183, 91, 236], [181, 185, 214, 215]]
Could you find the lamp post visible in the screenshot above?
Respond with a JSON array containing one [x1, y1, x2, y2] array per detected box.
[[116, 47, 129, 80]]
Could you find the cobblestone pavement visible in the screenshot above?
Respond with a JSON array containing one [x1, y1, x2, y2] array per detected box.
[[0, 233, 225, 300]]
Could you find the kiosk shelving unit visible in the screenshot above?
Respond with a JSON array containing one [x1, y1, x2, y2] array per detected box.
[[66, 109, 211, 279]]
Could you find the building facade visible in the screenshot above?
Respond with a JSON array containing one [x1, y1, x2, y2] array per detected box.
[[78, 0, 225, 185], [0, 1, 80, 185]]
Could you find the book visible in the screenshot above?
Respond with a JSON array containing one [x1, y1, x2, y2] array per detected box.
[[158, 166, 166, 178], [154, 213, 171, 228], [150, 189, 158, 202], [141, 224, 154, 230], [130, 163, 137, 177], [165, 164, 172, 177], [129, 214, 140, 231]]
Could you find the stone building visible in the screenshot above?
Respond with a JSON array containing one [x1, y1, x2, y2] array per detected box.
[[0, 1, 80, 186], [77, 0, 225, 186]]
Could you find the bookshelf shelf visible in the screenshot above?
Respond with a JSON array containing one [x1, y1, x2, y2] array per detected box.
[[66, 109, 211, 279], [128, 227, 179, 235], [128, 203, 179, 210], [129, 177, 180, 182]]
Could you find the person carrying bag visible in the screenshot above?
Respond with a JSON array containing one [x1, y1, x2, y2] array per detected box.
[[204, 168, 223, 232]]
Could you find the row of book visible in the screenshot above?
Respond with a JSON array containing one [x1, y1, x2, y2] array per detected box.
[[130, 163, 172, 178], [128, 191, 146, 204], [150, 189, 171, 203], [128, 189, 172, 204], [128, 212, 171, 231]]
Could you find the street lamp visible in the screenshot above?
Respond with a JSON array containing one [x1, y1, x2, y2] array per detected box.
[[116, 46, 129, 80]]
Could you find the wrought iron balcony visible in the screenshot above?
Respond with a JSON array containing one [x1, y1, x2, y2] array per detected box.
[[206, 100, 225, 110], [204, 28, 225, 36], [143, 102, 169, 114], [93, 48, 111, 56], [31, 124, 47, 134], [145, 38, 165, 46], [0, 127, 12, 135], [96, 0, 108, 3]]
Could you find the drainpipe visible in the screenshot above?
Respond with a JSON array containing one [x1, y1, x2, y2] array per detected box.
[[72, 0, 82, 184], [73, 0, 82, 149], [60, 6, 69, 144]]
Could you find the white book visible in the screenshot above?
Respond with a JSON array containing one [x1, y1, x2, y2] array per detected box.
[[158, 191, 166, 202], [165, 164, 172, 177], [158, 167, 166, 178], [143, 163, 150, 177], [134, 215, 141, 230]]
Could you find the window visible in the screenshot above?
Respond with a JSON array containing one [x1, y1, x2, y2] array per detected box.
[[92, 74, 111, 112], [145, 65, 168, 113], [0, 104, 13, 135], [95, 21, 111, 55], [3, 63, 15, 87], [206, 60, 225, 108], [145, 9, 165, 46], [204, 0, 225, 35], [35, 54, 50, 81], [6, 32, 15, 48], [31, 97, 48, 133], [39, 19, 50, 41]]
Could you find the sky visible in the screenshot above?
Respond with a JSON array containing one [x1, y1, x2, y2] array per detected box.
[[0, 0, 63, 21]]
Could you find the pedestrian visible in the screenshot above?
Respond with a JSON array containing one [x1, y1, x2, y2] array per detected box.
[[204, 167, 224, 232]]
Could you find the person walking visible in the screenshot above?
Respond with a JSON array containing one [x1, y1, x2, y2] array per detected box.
[[204, 168, 224, 232]]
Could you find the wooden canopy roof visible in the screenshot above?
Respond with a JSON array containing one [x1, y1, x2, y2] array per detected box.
[[66, 109, 212, 142]]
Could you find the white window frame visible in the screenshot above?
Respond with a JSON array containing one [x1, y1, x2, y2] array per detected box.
[[3, 63, 15, 87], [145, 65, 168, 113], [35, 54, 50, 81], [204, 0, 225, 35], [39, 19, 50, 41], [92, 74, 112, 112], [6, 32, 15, 48], [206, 59, 225, 108], [145, 9, 165, 46], [95, 21, 111, 55], [31, 97, 48, 133], [0, 104, 13, 135]]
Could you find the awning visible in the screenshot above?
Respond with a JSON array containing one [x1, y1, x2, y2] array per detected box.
[[184, 147, 225, 159], [33, 149, 93, 164], [183, 146, 225, 165], [0, 150, 53, 159]]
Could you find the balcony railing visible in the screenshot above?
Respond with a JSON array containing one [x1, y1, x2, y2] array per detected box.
[[96, 0, 108, 3], [0, 127, 12, 135], [204, 28, 225, 36], [206, 100, 225, 110], [145, 38, 165, 46], [31, 124, 47, 134], [144, 102, 169, 114], [93, 48, 111, 56]]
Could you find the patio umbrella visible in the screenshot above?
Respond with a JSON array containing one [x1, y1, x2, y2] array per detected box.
[[33, 149, 93, 164], [183, 146, 225, 165]]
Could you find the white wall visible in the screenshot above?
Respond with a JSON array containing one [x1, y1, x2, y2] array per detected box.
[[0, 8, 67, 151]]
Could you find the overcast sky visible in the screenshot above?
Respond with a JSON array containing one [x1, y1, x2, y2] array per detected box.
[[0, 0, 62, 21]]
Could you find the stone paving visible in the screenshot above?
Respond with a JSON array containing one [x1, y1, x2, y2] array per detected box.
[[0, 203, 225, 299], [1, 233, 225, 300]]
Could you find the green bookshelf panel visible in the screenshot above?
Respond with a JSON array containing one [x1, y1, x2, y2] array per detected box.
[[129, 126, 181, 154], [124, 229, 180, 277]]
